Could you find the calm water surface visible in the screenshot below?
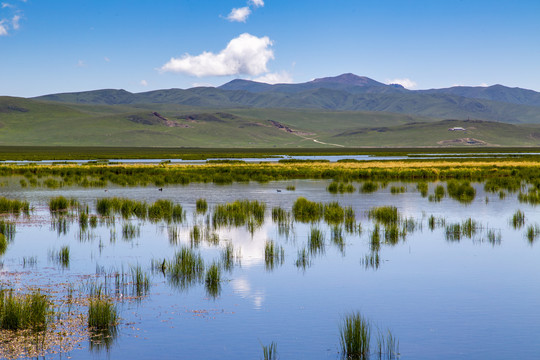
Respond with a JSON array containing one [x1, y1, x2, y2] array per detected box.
[[0, 180, 539, 359]]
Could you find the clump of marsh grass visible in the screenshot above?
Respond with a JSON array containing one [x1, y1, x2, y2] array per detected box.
[[190, 225, 202, 246], [261, 341, 278, 360], [370, 224, 381, 252], [361, 252, 380, 270], [486, 229, 502, 246], [205, 262, 221, 299], [50, 246, 70, 268], [130, 265, 150, 297], [221, 242, 240, 272], [526, 224, 540, 244], [295, 248, 310, 270], [416, 182, 428, 197], [0, 196, 30, 216], [327, 181, 356, 194], [122, 223, 140, 240], [340, 312, 371, 359], [428, 184, 445, 202], [390, 186, 406, 194], [324, 201, 346, 225], [292, 197, 323, 223], [368, 206, 399, 226], [331, 226, 345, 252], [48, 196, 75, 214], [512, 210, 525, 229], [264, 240, 285, 271], [0, 234, 7, 255], [0, 220, 16, 242], [286, 185, 295, 191], [344, 207, 356, 233], [0, 289, 51, 332], [212, 199, 266, 229], [447, 180, 476, 203], [196, 198, 208, 214], [360, 181, 378, 193], [308, 227, 325, 255], [161, 246, 205, 289], [88, 294, 118, 347]]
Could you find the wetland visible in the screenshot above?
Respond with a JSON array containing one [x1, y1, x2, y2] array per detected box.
[[0, 160, 539, 359]]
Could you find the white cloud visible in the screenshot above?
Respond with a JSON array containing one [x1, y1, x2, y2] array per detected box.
[[387, 78, 417, 89], [11, 14, 19, 29], [253, 71, 292, 84], [226, 6, 251, 22], [249, 0, 264, 7], [140, 80, 148, 86], [1, 3, 13, 8], [0, 20, 7, 36], [104, 57, 110, 62], [76, 60, 86, 67], [160, 33, 274, 77]]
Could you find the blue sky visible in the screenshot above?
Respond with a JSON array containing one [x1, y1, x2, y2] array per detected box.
[[1, 0, 540, 97]]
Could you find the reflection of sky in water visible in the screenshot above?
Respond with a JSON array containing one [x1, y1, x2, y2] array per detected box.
[[1, 181, 540, 359]]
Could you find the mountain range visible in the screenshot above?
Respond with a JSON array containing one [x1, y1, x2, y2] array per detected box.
[[33, 73, 540, 123], [2, 73, 540, 148]]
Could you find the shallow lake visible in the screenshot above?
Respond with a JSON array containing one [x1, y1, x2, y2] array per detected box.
[[0, 180, 539, 359]]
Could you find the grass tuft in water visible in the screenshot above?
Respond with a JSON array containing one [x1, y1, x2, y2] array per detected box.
[[205, 262, 221, 299], [368, 206, 399, 226], [261, 341, 278, 360], [526, 224, 540, 244], [292, 197, 323, 223], [162, 247, 205, 289], [308, 227, 325, 255], [339, 311, 371, 359], [196, 198, 208, 214], [264, 240, 285, 271], [130, 265, 150, 297], [512, 210, 525, 229], [295, 248, 311, 270], [360, 181, 378, 193], [0, 289, 51, 332]]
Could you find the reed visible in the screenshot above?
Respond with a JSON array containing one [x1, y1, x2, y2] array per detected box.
[[213, 199, 266, 228], [370, 224, 381, 252], [328, 181, 356, 194], [205, 262, 221, 298], [286, 185, 296, 191], [295, 248, 310, 270], [512, 210, 525, 229], [88, 296, 118, 332], [162, 247, 205, 289], [340, 311, 371, 359], [0, 289, 50, 332], [445, 223, 461, 242], [0, 233, 7, 255], [264, 240, 285, 271], [368, 206, 399, 226], [390, 186, 406, 194], [360, 181, 378, 193], [0, 219, 15, 241], [308, 227, 325, 255], [196, 198, 208, 214], [344, 207, 356, 233], [447, 180, 476, 203], [361, 252, 380, 270], [416, 182, 428, 197], [130, 265, 150, 297], [0, 196, 30, 215], [221, 242, 238, 272], [526, 224, 540, 244], [324, 201, 345, 225], [292, 197, 323, 223], [261, 342, 278, 360]]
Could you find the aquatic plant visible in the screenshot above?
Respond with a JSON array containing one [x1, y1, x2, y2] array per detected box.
[[221, 242, 239, 272], [0, 196, 30, 215], [445, 223, 461, 242], [261, 341, 278, 360], [417, 182, 428, 197], [428, 184, 446, 202], [196, 198, 208, 214], [328, 181, 356, 194], [88, 296, 118, 333], [130, 265, 150, 297], [0, 220, 15, 242], [390, 185, 406, 194], [0, 289, 50, 332], [264, 240, 285, 271], [368, 206, 399, 226], [340, 311, 371, 359], [286, 185, 296, 191], [512, 210, 525, 229], [292, 197, 323, 223], [213, 199, 266, 228], [0, 234, 7, 255], [370, 224, 381, 252], [205, 262, 221, 298], [486, 229, 502, 246], [447, 180, 476, 203], [361, 252, 380, 270], [324, 201, 345, 225], [526, 224, 540, 244], [162, 247, 205, 289], [344, 207, 356, 233], [295, 248, 310, 270], [360, 181, 378, 193], [48, 196, 69, 213], [308, 227, 325, 255]]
